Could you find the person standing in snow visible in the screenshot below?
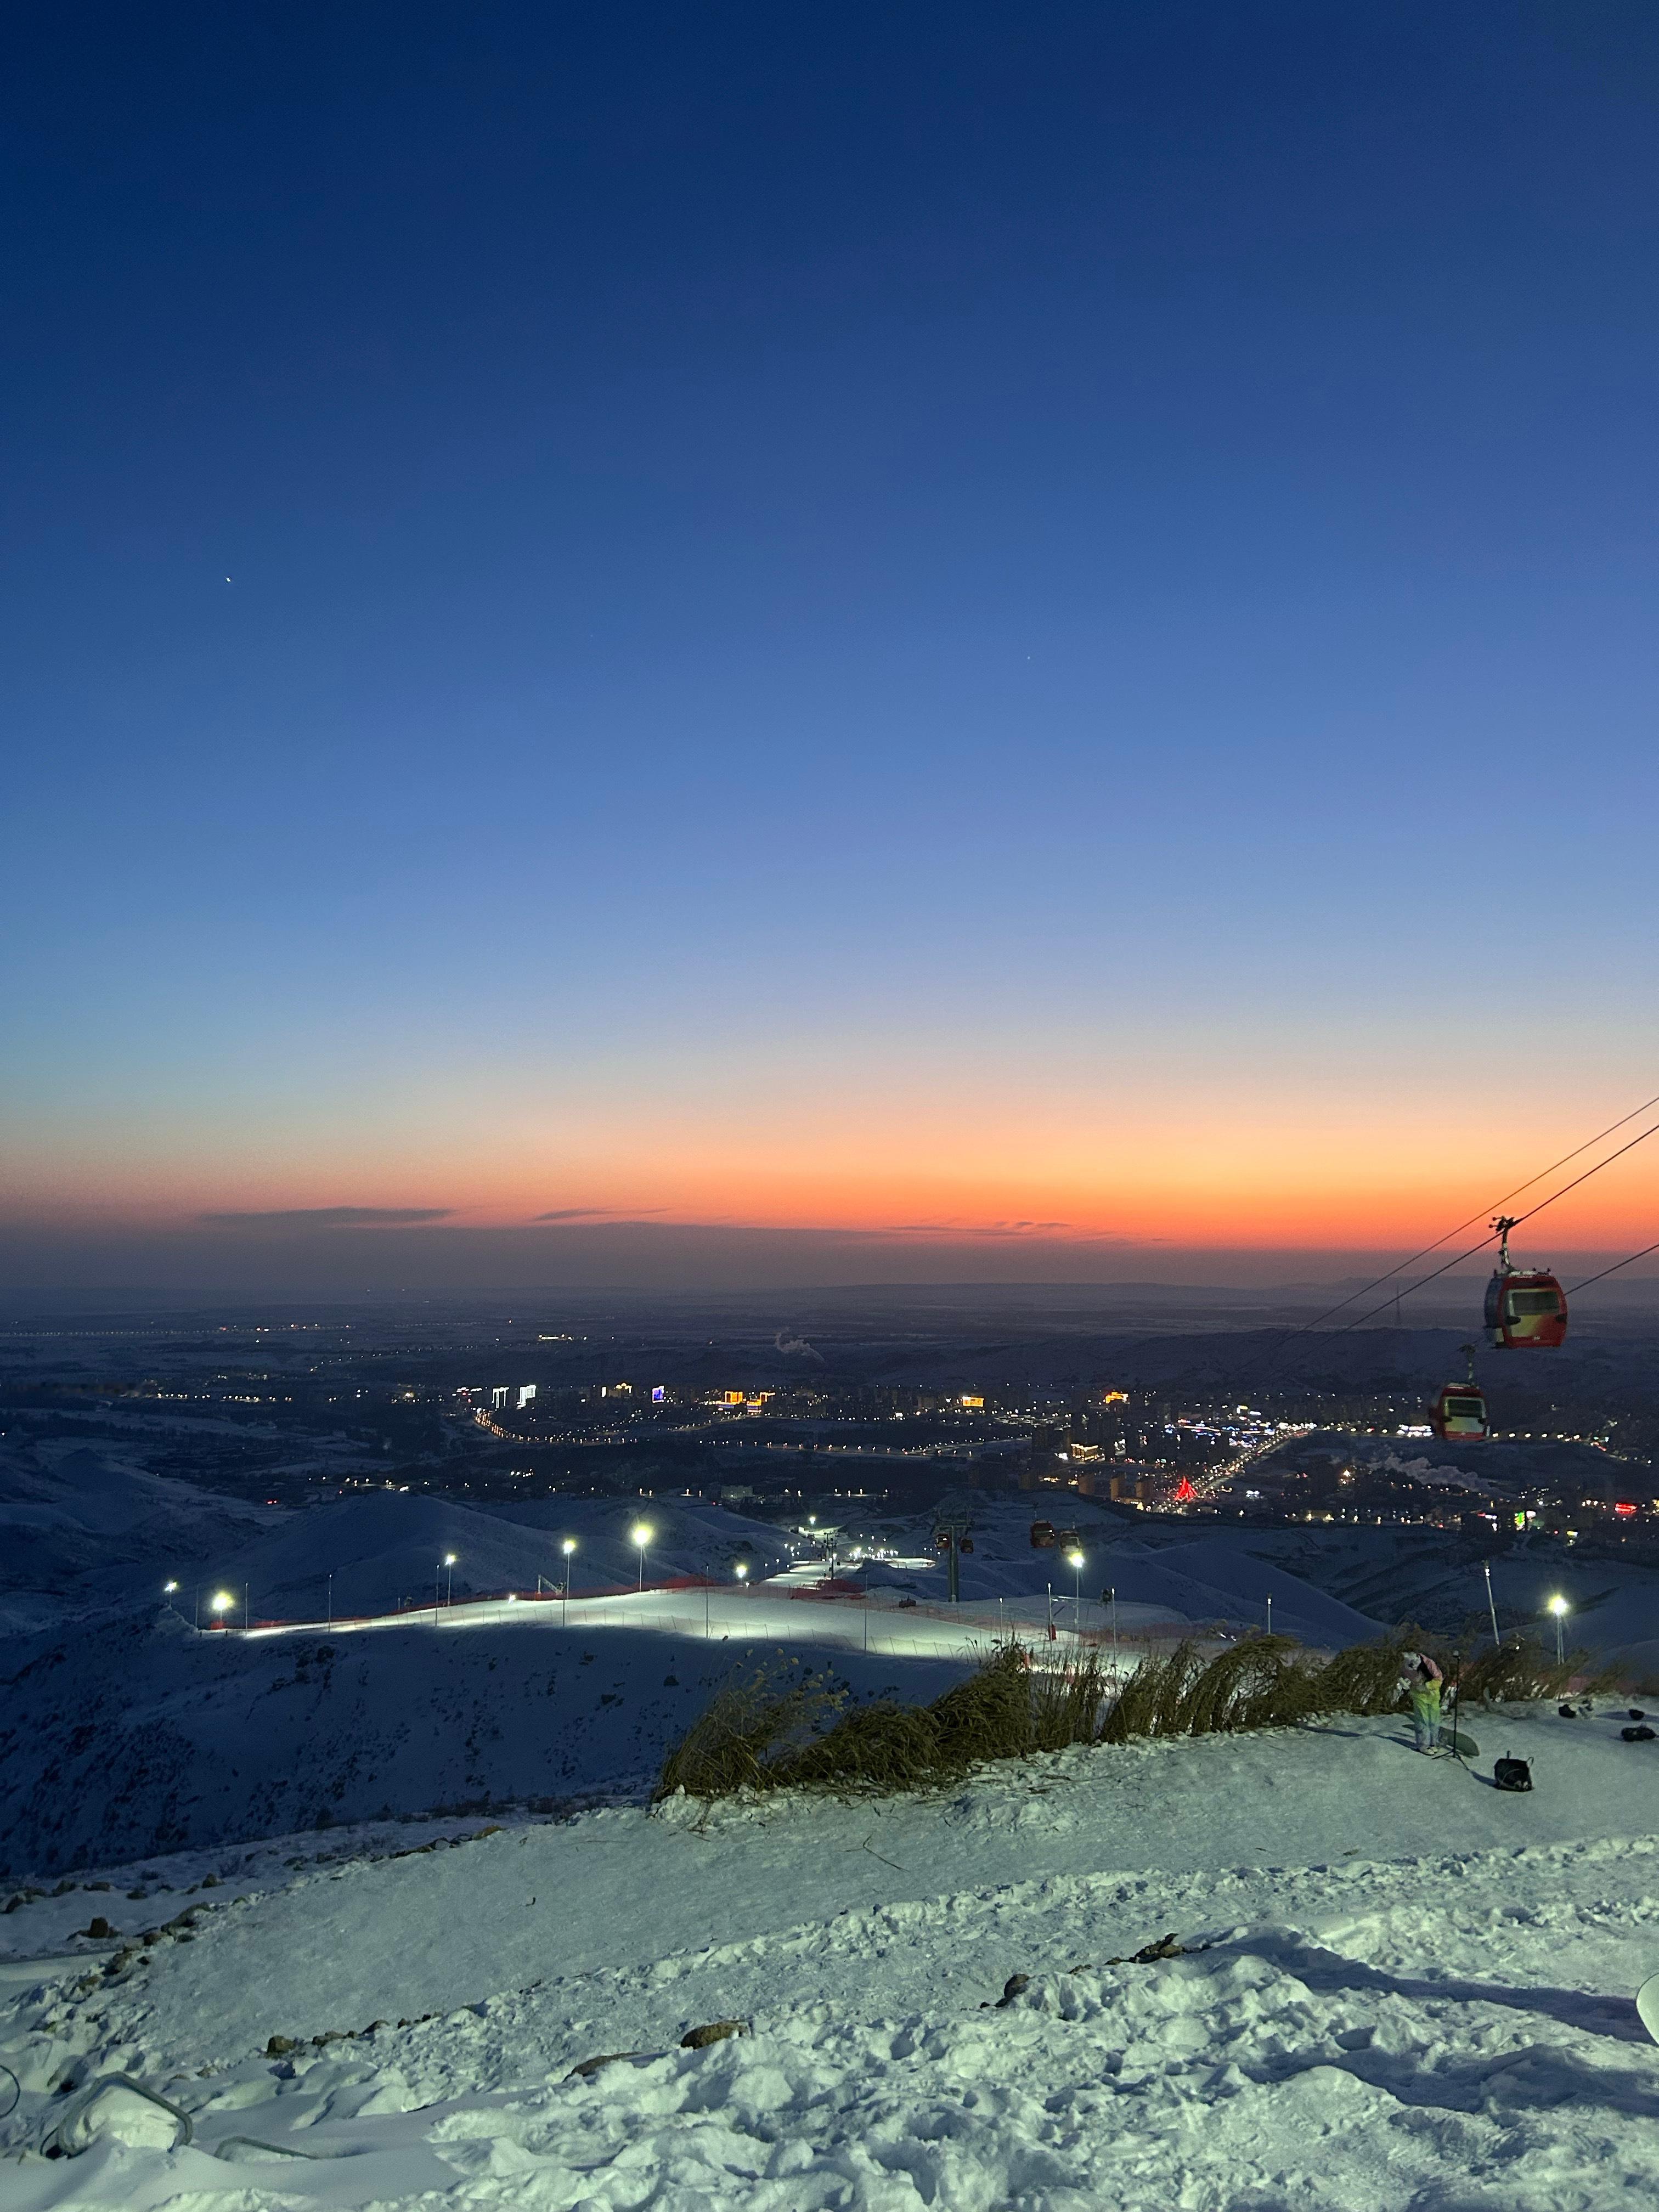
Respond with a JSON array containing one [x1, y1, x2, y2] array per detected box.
[[1405, 1652, 1444, 1753]]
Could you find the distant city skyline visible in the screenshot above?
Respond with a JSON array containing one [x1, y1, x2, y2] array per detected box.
[[6, 4, 1659, 1294]]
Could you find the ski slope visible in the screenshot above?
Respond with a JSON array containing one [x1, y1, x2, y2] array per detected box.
[[4, 1705, 1659, 2208]]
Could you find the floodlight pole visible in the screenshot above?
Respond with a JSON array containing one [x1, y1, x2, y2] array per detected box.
[[326, 1572, 332, 1628], [1484, 1560, 1501, 1649]]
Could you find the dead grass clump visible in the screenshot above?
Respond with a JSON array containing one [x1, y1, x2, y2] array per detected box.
[[1184, 1636, 1328, 1733], [768, 1701, 943, 1792], [1317, 1636, 1414, 1717], [1103, 1632, 1426, 1746], [1028, 1647, 1114, 1752], [653, 1660, 848, 1802], [1101, 1641, 1207, 1741], [929, 1643, 1036, 1765], [1458, 1640, 1601, 1705], [654, 1642, 1118, 1805]]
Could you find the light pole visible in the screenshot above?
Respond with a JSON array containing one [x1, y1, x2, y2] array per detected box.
[[163, 1580, 179, 1617], [326, 1571, 332, 1628], [1066, 1549, 1084, 1635], [1266, 1593, 1273, 1639], [1108, 1584, 1118, 1674], [444, 1553, 457, 1607], [736, 1561, 749, 1596], [631, 1520, 653, 1592], [210, 1591, 233, 1633], [561, 1538, 576, 1627], [1483, 1560, 1502, 1649], [1548, 1593, 1569, 1667]]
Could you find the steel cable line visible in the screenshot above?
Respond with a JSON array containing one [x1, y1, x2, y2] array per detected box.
[[1320, 1112, 1659, 1342], [1271, 1086, 1659, 1347], [1565, 1238, 1659, 1298]]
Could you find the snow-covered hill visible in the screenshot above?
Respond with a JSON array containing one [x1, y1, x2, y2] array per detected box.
[[4, 1706, 1659, 2207], [0, 1442, 279, 1632], [204, 1489, 794, 1622], [0, 1607, 971, 1876]]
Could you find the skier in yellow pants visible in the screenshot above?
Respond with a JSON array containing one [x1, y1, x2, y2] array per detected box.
[[1408, 1653, 1444, 1753]]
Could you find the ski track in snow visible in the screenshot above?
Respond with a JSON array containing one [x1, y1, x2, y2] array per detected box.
[[3, 1711, 1659, 2207]]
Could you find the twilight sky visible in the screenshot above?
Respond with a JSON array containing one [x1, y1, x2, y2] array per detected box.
[[5, 3, 1659, 1295]]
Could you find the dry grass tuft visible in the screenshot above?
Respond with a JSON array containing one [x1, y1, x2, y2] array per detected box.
[[654, 1620, 1604, 1811], [654, 1643, 1112, 1806]]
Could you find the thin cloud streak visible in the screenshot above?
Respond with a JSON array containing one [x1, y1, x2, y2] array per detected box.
[[199, 1206, 453, 1228], [530, 1206, 670, 1222]]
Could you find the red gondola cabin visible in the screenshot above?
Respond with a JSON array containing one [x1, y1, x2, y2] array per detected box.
[[1430, 1381, 1489, 1440], [1485, 1218, 1568, 1350]]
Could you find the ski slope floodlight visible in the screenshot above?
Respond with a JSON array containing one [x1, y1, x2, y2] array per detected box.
[[631, 1522, 653, 1549], [735, 1561, 749, 1582], [562, 1537, 577, 1556], [1548, 1592, 1570, 1664], [163, 1581, 178, 1594], [1066, 1549, 1085, 1570], [211, 1592, 232, 1615], [443, 1553, 457, 1567]]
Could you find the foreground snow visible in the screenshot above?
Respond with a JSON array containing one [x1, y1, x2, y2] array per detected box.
[[4, 1708, 1659, 2207]]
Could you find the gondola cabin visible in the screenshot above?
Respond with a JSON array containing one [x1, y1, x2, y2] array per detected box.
[[1430, 1380, 1489, 1440], [1029, 1519, 1057, 1549], [1484, 1268, 1568, 1350]]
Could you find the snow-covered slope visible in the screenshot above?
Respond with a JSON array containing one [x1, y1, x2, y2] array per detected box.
[[0, 1443, 278, 1629], [201, 1489, 793, 1623], [4, 1707, 1659, 2208], [851, 1499, 1384, 1645], [0, 1607, 970, 1876]]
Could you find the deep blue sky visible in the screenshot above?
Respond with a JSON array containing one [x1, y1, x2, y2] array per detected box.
[[6, 4, 1659, 1291]]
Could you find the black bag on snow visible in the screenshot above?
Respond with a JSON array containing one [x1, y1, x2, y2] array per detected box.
[[1493, 1756, 1533, 1792], [1622, 1725, 1656, 1743]]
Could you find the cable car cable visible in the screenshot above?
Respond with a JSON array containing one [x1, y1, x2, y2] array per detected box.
[[1322, 1113, 1659, 1341], [1271, 1086, 1659, 1347], [1563, 1237, 1659, 1299], [1504, 1114, 1659, 1233]]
